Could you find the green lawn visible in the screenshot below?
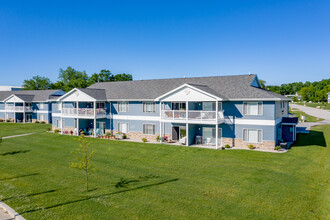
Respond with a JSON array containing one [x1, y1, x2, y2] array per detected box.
[[290, 110, 324, 122], [295, 102, 330, 110], [0, 124, 329, 219], [0, 123, 51, 137]]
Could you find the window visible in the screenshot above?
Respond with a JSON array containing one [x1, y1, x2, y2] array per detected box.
[[143, 102, 156, 112], [143, 124, 155, 135], [243, 129, 262, 143], [172, 102, 186, 110], [118, 123, 129, 133], [38, 114, 45, 121], [56, 102, 61, 111], [97, 102, 105, 109], [39, 103, 45, 109], [56, 119, 61, 128], [280, 101, 286, 108], [243, 102, 263, 115], [118, 102, 129, 112]]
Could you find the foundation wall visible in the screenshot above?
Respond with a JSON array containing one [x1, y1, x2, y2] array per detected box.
[[222, 137, 275, 150]]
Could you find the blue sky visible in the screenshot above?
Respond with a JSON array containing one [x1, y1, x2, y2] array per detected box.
[[0, 0, 329, 86]]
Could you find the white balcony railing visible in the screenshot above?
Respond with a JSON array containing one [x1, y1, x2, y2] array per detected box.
[[162, 110, 224, 121], [5, 106, 33, 111], [62, 108, 106, 117]]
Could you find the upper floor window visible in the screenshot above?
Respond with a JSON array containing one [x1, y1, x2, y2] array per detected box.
[[97, 102, 105, 109], [56, 102, 61, 111], [39, 103, 45, 109], [280, 101, 285, 108], [143, 102, 155, 113], [172, 102, 186, 110], [243, 102, 263, 115], [118, 102, 129, 112]]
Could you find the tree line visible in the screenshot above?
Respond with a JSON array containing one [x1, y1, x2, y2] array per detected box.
[[262, 78, 330, 102], [22, 66, 133, 92]]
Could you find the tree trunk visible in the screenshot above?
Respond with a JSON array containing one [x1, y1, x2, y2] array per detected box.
[[86, 169, 89, 192]]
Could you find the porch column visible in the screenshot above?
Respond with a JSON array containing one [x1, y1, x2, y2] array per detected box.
[[77, 118, 79, 136], [109, 101, 112, 134], [76, 101, 79, 117], [186, 101, 188, 121], [93, 101, 96, 137], [216, 124, 219, 149], [215, 100, 219, 149], [159, 101, 162, 143], [61, 102, 63, 134], [23, 101, 26, 123], [14, 101, 16, 123], [186, 123, 189, 146]]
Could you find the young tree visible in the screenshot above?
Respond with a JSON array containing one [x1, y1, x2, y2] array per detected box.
[[71, 134, 95, 191], [22, 75, 52, 90]]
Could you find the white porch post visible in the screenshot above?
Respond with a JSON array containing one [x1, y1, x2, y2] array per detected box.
[[61, 102, 63, 134], [93, 101, 96, 137], [109, 101, 112, 134], [186, 123, 189, 146], [76, 101, 79, 117], [186, 101, 188, 121], [23, 101, 25, 123], [216, 100, 219, 149], [77, 118, 79, 136], [14, 101, 16, 123], [159, 101, 162, 143]]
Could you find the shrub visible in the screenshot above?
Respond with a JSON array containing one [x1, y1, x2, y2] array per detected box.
[[40, 121, 46, 124], [35, 120, 40, 123], [275, 146, 282, 151], [70, 130, 74, 135], [0, 119, 4, 122], [6, 119, 10, 122], [248, 144, 254, 149], [156, 135, 160, 142], [106, 132, 111, 137], [54, 129, 60, 133], [123, 134, 127, 139], [225, 144, 231, 148], [142, 138, 147, 143], [46, 127, 51, 131]]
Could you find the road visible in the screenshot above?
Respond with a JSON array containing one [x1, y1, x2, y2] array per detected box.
[[290, 104, 330, 130]]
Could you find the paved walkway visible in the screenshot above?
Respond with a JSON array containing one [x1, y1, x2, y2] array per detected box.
[[290, 104, 330, 130], [0, 207, 14, 220], [2, 133, 35, 139]]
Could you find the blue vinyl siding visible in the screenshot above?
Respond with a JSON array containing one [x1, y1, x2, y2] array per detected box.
[[223, 101, 275, 120], [111, 101, 160, 117]]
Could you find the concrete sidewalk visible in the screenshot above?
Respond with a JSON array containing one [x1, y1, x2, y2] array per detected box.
[[290, 104, 330, 130], [2, 133, 36, 139]]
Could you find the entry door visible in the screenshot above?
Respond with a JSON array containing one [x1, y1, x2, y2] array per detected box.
[[97, 122, 106, 135], [26, 114, 32, 122], [172, 126, 179, 140]]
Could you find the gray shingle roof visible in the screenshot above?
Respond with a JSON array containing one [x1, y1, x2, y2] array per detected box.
[[76, 88, 107, 100], [88, 74, 291, 101], [0, 90, 65, 102]]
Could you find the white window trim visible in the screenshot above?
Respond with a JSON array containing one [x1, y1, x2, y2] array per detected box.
[[118, 102, 129, 112], [242, 128, 263, 143], [39, 103, 45, 109], [143, 102, 156, 113], [143, 123, 156, 135], [118, 122, 129, 133], [56, 102, 61, 111], [243, 102, 263, 116]]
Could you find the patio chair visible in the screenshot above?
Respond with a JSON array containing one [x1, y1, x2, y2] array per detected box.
[[179, 136, 186, 145]]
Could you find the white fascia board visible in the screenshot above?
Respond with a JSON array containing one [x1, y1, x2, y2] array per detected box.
[[107, 99, 155, 101], [57, 88, 96, 101], [155, 83, 223, 101], [57, 88, 79, 101], [3, 94, 25, 103]]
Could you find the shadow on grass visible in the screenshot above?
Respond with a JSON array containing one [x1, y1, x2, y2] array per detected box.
[[292, 130, 326, 147], [21, 178, 179, 215], [2, 189, 57, 202], [0, 173, 39, 181], [0, 150, 31, 156], [115, 175, 160, 188]]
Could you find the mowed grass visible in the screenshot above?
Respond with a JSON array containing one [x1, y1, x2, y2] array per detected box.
[[295, 102, 330, 110], [0, 124, 329, 219], [0, 123, 51, 137], [290, 110, 324, 122]]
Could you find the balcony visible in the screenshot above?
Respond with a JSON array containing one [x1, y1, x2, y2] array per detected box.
[[5, 106, 33, 112], [62, 108, 106, 118], [161, 110, 224, 123]]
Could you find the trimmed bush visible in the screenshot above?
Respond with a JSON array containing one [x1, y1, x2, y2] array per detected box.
[[142, 138, 147, 143], [123, 134, 127, 139], [54, 129, 60, 133], [46, 127, 51, 131], [35, 121, 40, 123], [248, 144, 254, 149], [40, 121, 46, 124], [225, 144, 230, 148], [275, 146, 282, 151]]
